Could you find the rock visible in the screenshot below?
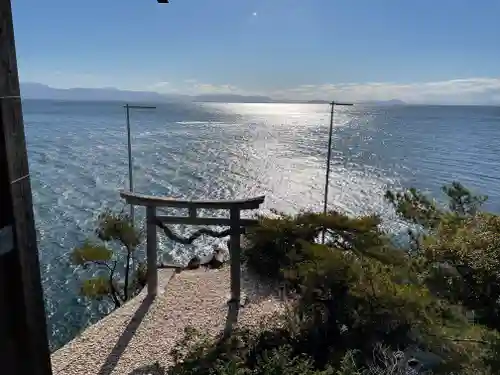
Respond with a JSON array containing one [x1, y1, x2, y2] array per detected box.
[[203, 247, 228, 270], [226, 292, 249, 307], [186, 256, 201, 270], [407, 358, 420, 368], [226, 235, 249, 252], [215, 246, 229, 261], [403, 349, 443, 372]]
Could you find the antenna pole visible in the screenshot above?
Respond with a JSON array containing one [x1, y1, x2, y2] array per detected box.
[[125, 105, 133, 221], [124, 104, 156, 225], [322, 101, 353, 244]]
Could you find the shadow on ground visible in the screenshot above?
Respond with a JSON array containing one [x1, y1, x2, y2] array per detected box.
[[97, 266, 279, 375], [97, 295, 155, 375], [240, 267, 284, 305], [128, 362, 166, 375], [125, 301, 241, 375]]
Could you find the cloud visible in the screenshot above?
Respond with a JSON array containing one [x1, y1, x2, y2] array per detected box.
[[271, 78, 500, 104], [149, 81, 170, 88], [154, 80, 245, 96], [192, 83, 240, 94], [150, 77, 500, 104]]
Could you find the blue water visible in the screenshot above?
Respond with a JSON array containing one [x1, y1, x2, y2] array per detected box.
[[23, 100, 500, 350]]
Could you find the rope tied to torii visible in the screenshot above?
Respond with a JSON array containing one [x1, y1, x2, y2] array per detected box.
[[154, 217, 244, 245]]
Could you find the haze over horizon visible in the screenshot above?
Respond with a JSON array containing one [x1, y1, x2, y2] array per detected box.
[[14, 0, 500, 105], [20, 82, 410, 104]]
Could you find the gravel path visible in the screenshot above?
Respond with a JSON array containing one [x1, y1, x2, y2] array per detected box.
[[51, 266, 285, 375]]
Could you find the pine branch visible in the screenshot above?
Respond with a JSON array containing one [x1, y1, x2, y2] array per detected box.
[[443, 336, 489, 345], [92, 260, 113, 272], [427, 332, 490, 345]]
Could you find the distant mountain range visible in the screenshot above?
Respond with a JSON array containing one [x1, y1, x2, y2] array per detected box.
[[20, 82, 177, 103], [192, 93, 275, 103], [305, 99, 406, 105], [20, 82, 406, 105], [361, 99, 406, 105]]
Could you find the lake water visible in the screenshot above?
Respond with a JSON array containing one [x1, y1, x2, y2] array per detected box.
[[23, 100, 500, 350]]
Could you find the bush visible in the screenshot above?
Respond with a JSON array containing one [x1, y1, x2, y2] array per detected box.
[[387, 182, 500, 333], [243, 211, 407, 290], [168, 326, 334, 375], [161, 182, 500, 374]]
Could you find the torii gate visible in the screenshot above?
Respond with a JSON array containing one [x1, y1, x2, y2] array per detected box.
[[120, 191, 265, 307]]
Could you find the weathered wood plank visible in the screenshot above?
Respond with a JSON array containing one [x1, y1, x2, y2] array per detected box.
[[120, 190, 265, 210], [188, 207, 196, 218], [0, 1, 52, 374], [146, 206, 158, 297], [156, 215, 258, 227]]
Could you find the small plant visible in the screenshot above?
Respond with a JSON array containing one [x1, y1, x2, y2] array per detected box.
[[72, 209, 147, 308]]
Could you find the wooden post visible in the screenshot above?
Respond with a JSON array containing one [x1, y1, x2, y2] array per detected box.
[[146, 206, 158, 297], [229, 208, 241, 304], [0, 1, 53, 374], [188, 207, 196, 218]]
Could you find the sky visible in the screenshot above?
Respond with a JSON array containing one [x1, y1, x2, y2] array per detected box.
[[13, 0, 500, 104]]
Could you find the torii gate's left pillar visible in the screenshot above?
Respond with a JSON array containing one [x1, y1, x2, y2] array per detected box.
[[0, 1, 53, 374]]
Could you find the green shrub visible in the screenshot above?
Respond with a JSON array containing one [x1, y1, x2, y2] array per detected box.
[[168, 326, 335, 375], [166, 182, 500, 374], [243, 211, 406, 289], [387, 182, 500, 333]]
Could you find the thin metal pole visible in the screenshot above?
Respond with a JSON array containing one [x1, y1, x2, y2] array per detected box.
[[323, 102, 335, 217], [123, 104, 156, 226], [322, 103, 335, 244], [125, 104, 134, 224], [322, 101, 353, 244]]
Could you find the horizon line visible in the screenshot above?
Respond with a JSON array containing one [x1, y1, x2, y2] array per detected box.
[[19, 82, 500, 106]]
